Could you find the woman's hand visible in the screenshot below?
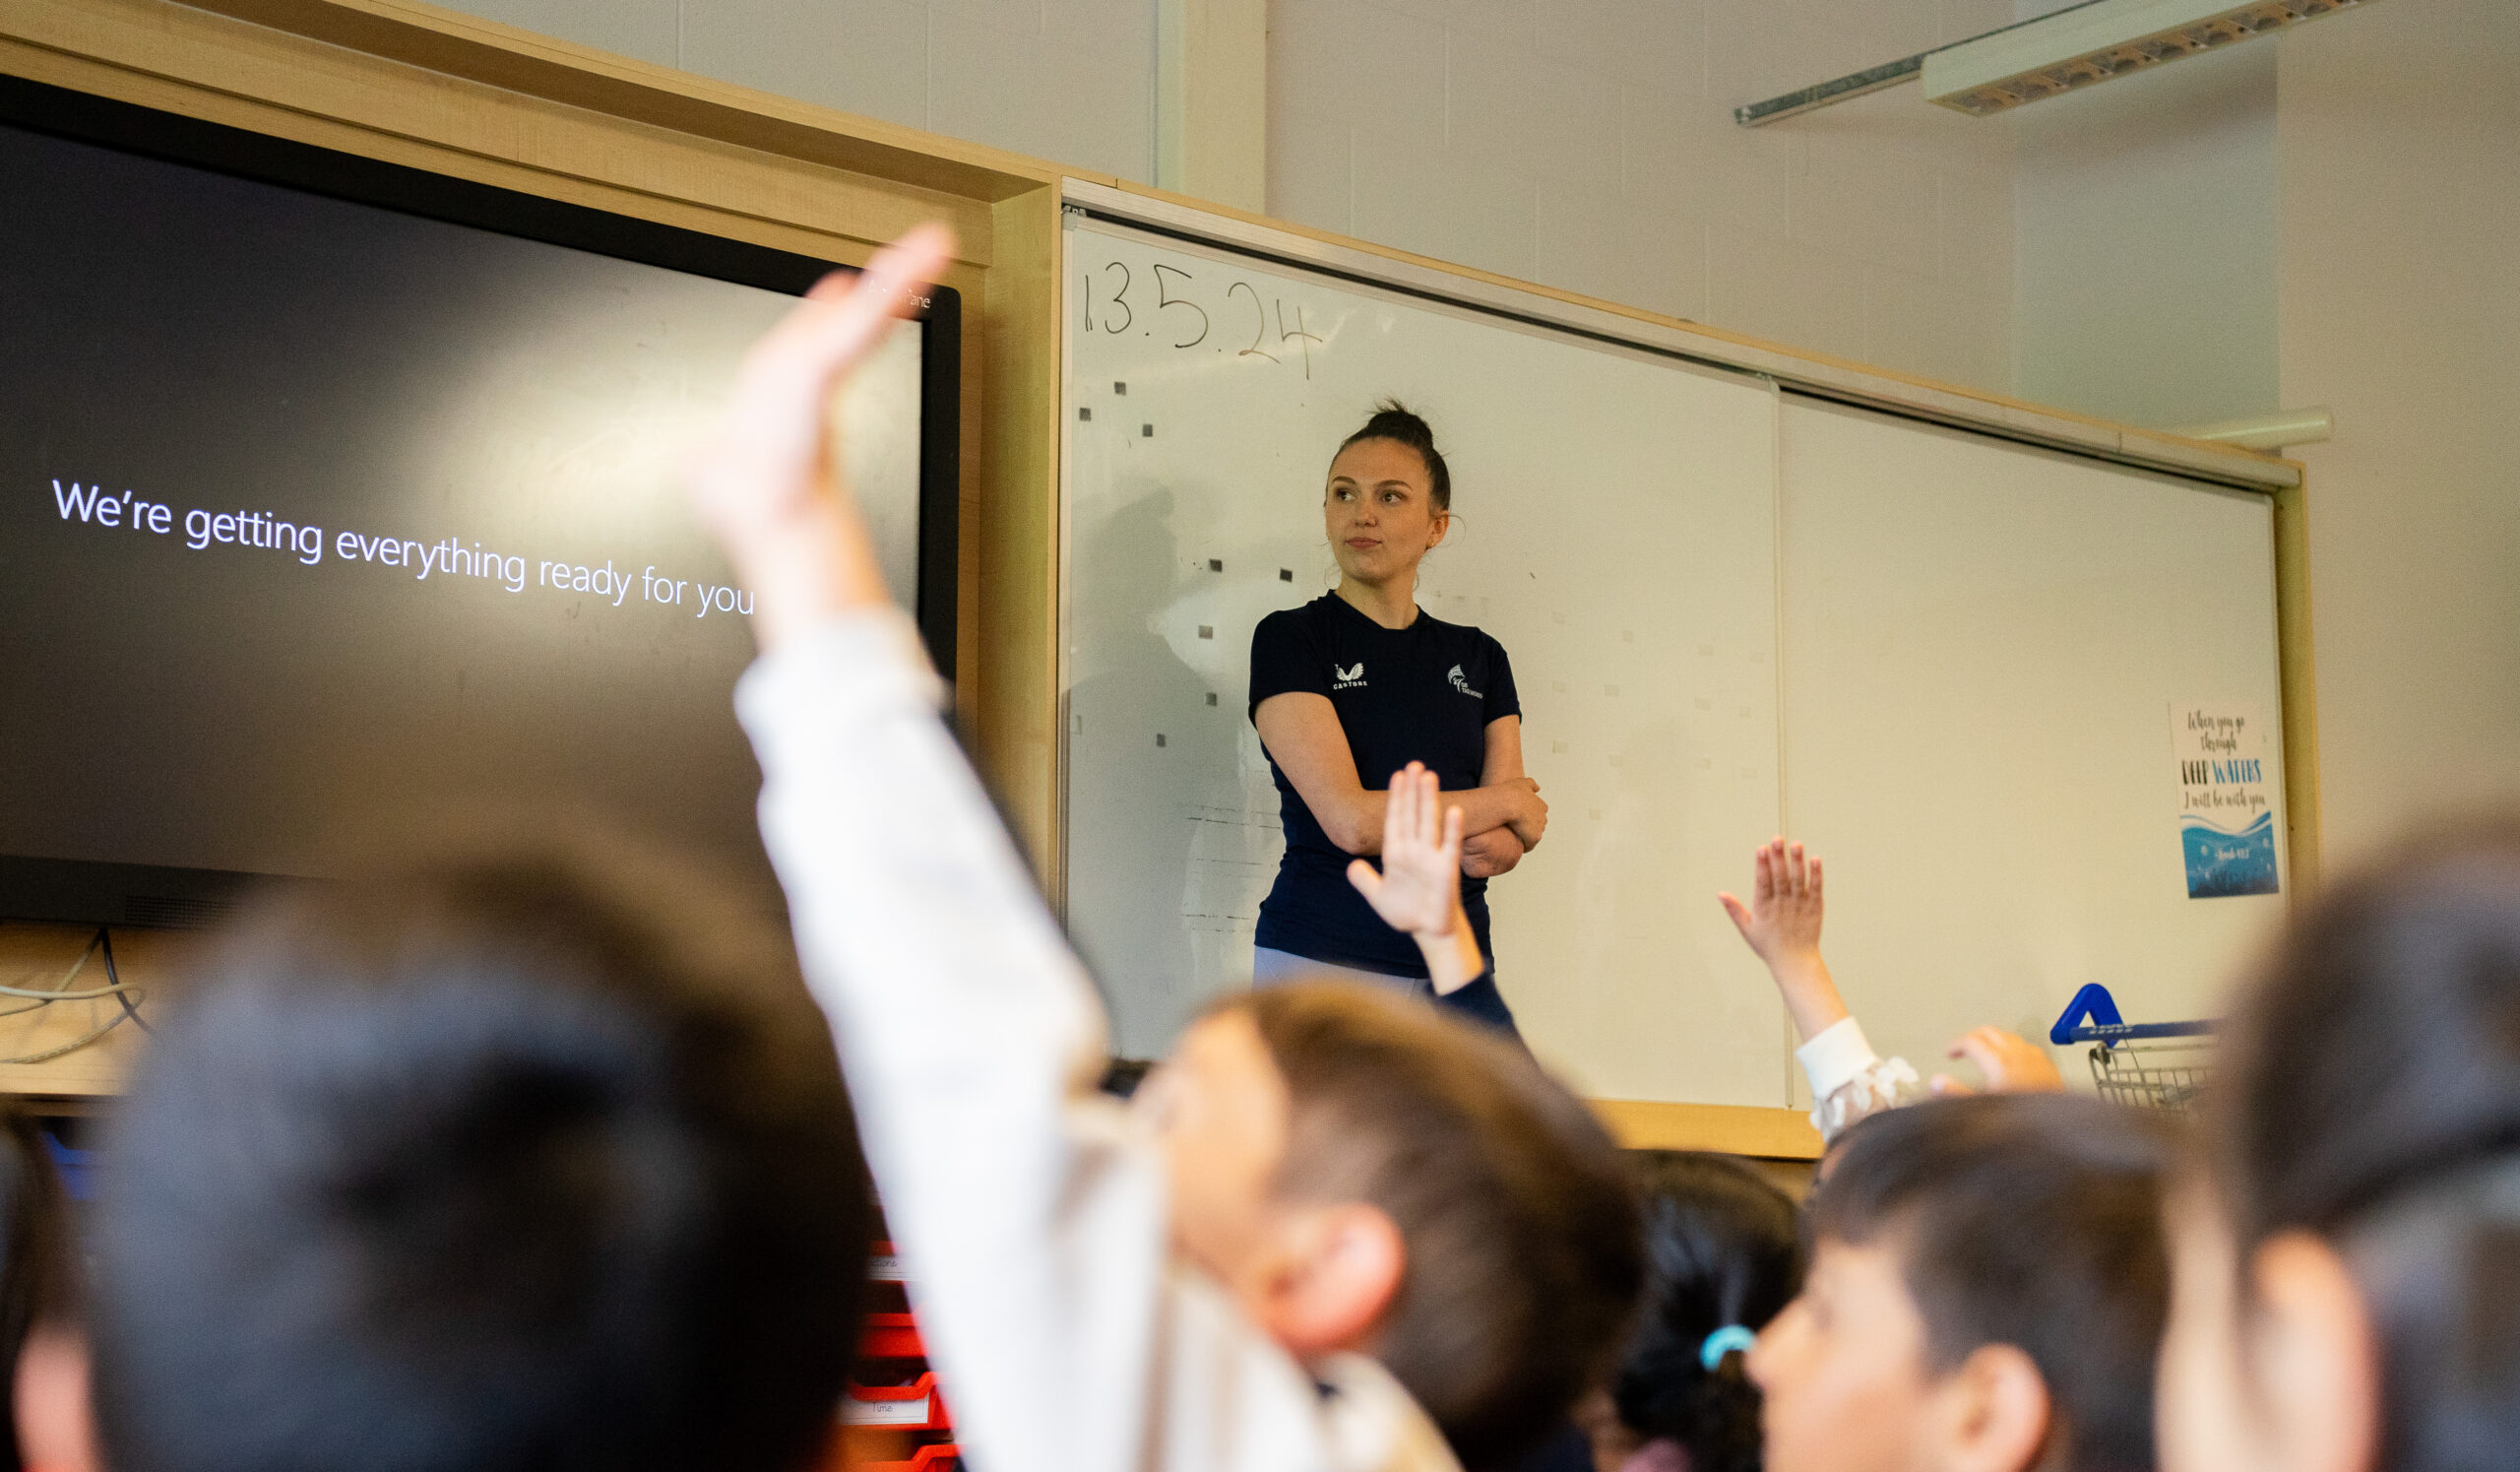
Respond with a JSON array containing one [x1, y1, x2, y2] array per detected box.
[[683, 224, 956, 651], [1350, 764, 1485, 994], [1500, 777, 1548, 851], [1461, 827, 1524, 878]]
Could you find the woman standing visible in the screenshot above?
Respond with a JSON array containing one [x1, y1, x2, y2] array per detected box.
[[1247, 402, 1546, 1032]]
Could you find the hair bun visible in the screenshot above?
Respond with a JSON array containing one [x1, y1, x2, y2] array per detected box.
[[1337, 400, 1452, 511]]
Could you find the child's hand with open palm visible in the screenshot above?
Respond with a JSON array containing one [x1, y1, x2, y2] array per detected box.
[[1349, 763, 1483, 993]]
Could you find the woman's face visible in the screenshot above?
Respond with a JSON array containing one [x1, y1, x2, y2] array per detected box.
[[1324, 437, 1447, 587]]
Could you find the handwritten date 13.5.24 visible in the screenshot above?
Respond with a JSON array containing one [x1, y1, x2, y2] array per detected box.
[[1083, 260, 1325, 379]]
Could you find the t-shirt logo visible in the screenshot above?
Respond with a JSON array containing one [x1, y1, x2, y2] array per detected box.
[[1333, 662, 1367, 689], [1448, 664, 1482, 699]]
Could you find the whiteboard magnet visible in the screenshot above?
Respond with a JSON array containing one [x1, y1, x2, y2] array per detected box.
[[1198, 625, 1214, 639], [1143, 424, 1154, 436], [1206, 693, 1218, 706], [1209, 558, 1223, 571], [1079, 407, 1092, 421], [1157, 734, 1166, 747], [1114, 381, 1127, 394], [1279, 568, 1293, 582]]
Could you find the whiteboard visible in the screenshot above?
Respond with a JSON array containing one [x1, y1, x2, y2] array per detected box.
[[1775, 398, 2288, 1084], [1061, 218, 1788, 1100], [1059, 212, 2291, 1109]]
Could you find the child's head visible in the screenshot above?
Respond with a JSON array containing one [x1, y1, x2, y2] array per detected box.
[[2159, 821, 2520, 1472], [1752, 1094, 2174, 1472], [84, 844, 869, 1472], [1134, 981, 1644, 1469], [1584, 1151, 1804, 1472]]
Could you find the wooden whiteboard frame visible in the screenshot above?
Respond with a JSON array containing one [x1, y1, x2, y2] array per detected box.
[[1054, 180, 2319, 1159]]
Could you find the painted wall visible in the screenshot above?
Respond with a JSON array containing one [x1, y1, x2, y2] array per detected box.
[[2010, 32, 2279, 429], [1266, 0, 2022, 396], [439, 0, 1161, 183], [2277, 0, 2520, 861]]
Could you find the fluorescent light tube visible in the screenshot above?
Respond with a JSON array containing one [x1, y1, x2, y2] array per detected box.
[[1922, 0, 2375, 115]]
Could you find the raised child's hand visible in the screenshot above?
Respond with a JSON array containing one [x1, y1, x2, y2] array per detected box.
[[1718, 837, 1848, 1043], [1929, 1026, 2068, 1096], [1349, 763, 1464, 940], [685, 224, 956, 650], [1717, 838, 1825, 970]]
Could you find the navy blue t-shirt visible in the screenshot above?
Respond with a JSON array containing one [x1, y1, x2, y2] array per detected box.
[[1248, 594, 1521, 977]]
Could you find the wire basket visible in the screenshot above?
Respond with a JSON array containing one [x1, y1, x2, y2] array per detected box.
[[2049, 984, 2215, 1116]]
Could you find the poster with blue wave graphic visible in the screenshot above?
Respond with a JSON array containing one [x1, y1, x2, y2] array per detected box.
[[2180, 812, 2280, 898], [2172, 703, 2281, 899]]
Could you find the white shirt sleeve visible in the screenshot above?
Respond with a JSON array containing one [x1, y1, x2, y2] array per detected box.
[[1794, 1016, 1924, 1144], [734, 609, 1459, 1472]]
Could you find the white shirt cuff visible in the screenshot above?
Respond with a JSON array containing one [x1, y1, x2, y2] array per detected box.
[[1796, 1016, 1883, 1103]]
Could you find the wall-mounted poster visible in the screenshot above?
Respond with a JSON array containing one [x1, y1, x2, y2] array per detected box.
[[2172, 702, 2280, 899]]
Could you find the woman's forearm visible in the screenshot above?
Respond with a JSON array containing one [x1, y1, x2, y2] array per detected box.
[[1319, 783, 1537, 857], [1446, 785, 1534, 839]]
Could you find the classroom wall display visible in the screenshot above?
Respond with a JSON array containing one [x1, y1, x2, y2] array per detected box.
[[1060, 217, 1788, 1100], [1059, 212, 2291, 1107], [2171, 702, 2282, 898]]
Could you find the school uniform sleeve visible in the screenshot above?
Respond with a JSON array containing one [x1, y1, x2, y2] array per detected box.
[[736, 608, 1460, 1472], [1482, 635, 1522, 725], [1795, 1016, 1924, 1144], [1248, 608, 1327, 719]]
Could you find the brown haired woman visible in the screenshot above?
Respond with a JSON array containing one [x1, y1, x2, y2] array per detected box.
[[1246, 402, 1546, 1034]]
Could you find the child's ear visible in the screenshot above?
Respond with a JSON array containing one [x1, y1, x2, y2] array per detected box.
[[1936, 1342, 2051, 1472], [1249, 1202, 1406, 1356], [16, 1323, 103, 1472], [2240, 1231, 2380, 1472]]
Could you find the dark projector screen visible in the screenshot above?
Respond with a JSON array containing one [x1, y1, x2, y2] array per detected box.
[[0, 81, 958, 923]]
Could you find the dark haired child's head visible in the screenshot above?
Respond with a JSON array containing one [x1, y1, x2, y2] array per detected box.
[[2160, 819, 2520, 1472], [1326, 401, 1452, 589], [1751, 1094, 2174, 1472], [1131, 981, 1644, 1470], [1582, 1152, 1804, 1472], [83, 844, 869, 1472]]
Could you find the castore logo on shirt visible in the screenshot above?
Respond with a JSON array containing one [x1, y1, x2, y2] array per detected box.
[[1447, 664, 1482, 699], [1333, 662, 1367, 689]]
